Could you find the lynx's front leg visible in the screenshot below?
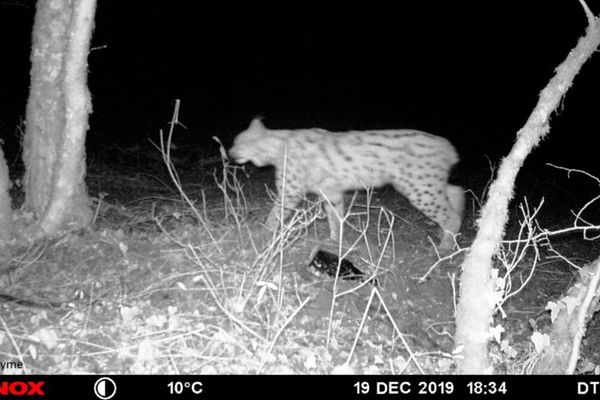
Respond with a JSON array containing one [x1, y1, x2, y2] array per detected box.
[[264, 169, 304, 232], [321, 191, 344, 241]]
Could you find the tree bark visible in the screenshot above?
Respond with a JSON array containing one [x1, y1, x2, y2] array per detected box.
[[454, 6, 600, 374], [24, 0, 70, 218], [23, 0, 95, 235], [533, 256, 600, 374], [0, 145, 13, 242]]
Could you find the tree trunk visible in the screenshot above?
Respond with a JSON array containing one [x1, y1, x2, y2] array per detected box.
[[23, 0, 96, 235], [454, 7, 600, 374], [0, 145, 12, 242], [533, 256, 600, 374]]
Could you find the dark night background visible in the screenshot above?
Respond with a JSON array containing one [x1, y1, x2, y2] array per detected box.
[[2, 1, 600, 376], [1, 0, 599, 174]]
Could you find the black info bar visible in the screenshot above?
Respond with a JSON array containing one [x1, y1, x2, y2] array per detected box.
[[0, 375, 597, 399]]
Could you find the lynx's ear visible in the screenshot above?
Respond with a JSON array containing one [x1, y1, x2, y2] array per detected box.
[[249, 117, 266, 131]]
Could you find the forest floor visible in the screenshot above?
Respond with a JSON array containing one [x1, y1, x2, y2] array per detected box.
[[0, 140, 599, 374]]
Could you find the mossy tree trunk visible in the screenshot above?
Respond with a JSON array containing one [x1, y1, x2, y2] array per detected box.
[[23, 0, 96, 236]]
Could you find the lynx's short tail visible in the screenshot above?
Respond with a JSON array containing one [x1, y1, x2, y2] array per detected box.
[[447, 184, 465, 220]]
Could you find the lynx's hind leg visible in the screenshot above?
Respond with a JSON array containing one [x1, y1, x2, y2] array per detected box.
[[393, 180, 463, 250]]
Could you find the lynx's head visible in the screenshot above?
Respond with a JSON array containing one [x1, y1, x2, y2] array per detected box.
[[229, 118, 282, 167]]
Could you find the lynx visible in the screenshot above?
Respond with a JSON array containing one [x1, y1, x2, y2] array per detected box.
[[229, 118, 464, 249]]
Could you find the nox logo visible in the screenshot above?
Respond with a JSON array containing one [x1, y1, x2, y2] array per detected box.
[[0, 381, 45, 396]]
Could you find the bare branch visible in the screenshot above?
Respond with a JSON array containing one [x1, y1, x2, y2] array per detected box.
[[578, 0, 595, 26]]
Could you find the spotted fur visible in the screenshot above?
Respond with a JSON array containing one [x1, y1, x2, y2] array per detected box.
[[229, 118, 464, 249]]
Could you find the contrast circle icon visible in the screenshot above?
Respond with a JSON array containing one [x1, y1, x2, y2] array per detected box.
[[94, 377, 117, 400]]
